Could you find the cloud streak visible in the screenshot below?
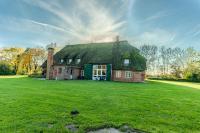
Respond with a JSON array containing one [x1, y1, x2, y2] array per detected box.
[[23, 0, 129, 43], [133, 28, 176, 46], [188, 24, 200, 37], [140, 10, 171, 23]]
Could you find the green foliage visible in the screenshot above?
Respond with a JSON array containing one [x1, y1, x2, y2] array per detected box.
[[185, 72, 200, 82], [28, 73, 43, 78], [0, 62, 15, 75], [28, 68, 43, 78], [183, 62, 200, 82], [0, 47, 46, 75]]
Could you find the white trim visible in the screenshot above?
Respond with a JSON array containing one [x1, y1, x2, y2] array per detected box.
[[124, 59, 130, 66], [125, 71, 132, 78], [115, 71, 121, 78], [76, 59, 81, 64], [68, 59, 72, 64], [92, 65, 107, 80], [81, 70, 84, 76]]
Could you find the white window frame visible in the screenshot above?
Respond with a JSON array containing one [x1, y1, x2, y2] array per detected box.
[[124, 59, 130, 66], [125, 71, 132, 78], [115, 71, 121, 78], [81, 70, 84, 76], [76, 59, 81, 64], [60, 59, 64, 63], [93, 65, 107, 80], [68, 59, 72, 64]]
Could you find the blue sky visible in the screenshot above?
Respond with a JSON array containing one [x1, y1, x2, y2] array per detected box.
[[0, 0, 200, 49]]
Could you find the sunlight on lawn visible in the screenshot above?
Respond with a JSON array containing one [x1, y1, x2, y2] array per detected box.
[[151, 80, 200, 90], [0, 75, 27, 79]]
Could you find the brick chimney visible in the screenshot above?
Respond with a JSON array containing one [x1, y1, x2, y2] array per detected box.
[[46, 47, 54, 80], [116, 35, 119, 42]]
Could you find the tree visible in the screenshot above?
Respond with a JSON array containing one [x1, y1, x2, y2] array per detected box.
[[0, 61, 15, 75], [17, 48, 46, 75], [183, 48, 200, 81], [0, 48, 24, 74], [140, 45, 158, 75]]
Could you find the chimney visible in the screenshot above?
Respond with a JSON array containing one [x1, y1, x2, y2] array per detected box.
[[116, 35, 119, 42], [46, 45, 54, 80]]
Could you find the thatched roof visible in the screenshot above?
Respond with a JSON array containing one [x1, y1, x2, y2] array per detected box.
[[43, 41, 146, 71]]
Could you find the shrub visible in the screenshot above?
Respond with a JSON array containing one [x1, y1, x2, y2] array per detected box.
[[0, 62, 15, 75], [28, 73, 43, 78]]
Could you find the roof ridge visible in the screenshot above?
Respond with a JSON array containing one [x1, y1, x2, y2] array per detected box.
[[65, 40, 128, 47]]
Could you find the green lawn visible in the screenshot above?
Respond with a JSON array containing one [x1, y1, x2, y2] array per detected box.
[[0, 77, 200, 133]]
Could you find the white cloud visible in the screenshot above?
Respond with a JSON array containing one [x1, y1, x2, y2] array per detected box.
[[188, 24, 200, 37], [143, 11, 170, 22], [134, 29, 176, 46], [22, 0, 129, 43], [0, 16, 69, 45]]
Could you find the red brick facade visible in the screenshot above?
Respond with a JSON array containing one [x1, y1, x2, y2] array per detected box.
[[52, 66, 81, 80], [112, 70, 145, 82]]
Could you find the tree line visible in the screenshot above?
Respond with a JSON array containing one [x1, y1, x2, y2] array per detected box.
[[1, 45, 200, 82], [140, 45, 200, 81], [0, 47, 46, 76]]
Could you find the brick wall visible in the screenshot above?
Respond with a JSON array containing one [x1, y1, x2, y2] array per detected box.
[[112, 70, 145, 82], [53, 66, 81, 80]]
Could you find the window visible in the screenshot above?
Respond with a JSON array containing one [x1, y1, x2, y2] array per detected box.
[[125, 71, 132, 78], [124, 59, 130, 66], [60, 59, 64, 63], [102, 65, 106, 69], [70, 69, 73, 75], [116, 71, 121, 78], [93, 65, 107, 80], [68, 59, 72, 64], [58, 67, 62, 74], [81, 70, 84, 76], [76, 59, 81, 64]]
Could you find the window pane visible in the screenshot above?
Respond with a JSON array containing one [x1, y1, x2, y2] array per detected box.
[[116, 71, 121, 78], [102, 65, 106, 69], [81, 70, 84, 76], [60, 59, 64, 63], [98, 70, 101, 75], [94, 70, 97, 75], [98, 65, 101, 69], [125, 71, 132, 78], [124, 59, 130, 65], [68, 59, 72, 64], [102, 70, 106, 75], [93, 65, 98, 69], [76, 59, 81, 64]]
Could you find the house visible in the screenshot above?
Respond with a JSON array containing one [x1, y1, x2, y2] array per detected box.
[[43, 40, 146, 82]]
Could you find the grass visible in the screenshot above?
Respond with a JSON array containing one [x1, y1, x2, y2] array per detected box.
[[0, 77, 200, 133]]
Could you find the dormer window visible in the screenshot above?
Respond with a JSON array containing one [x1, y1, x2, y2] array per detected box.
[[68, 59, 72, 64], [76, 59, 81, 64], [124, 59, 130, 66]]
